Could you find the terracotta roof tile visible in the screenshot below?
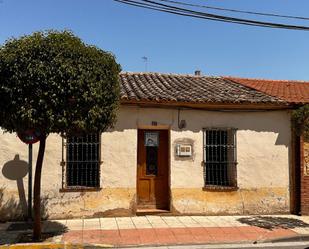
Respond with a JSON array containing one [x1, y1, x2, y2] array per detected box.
[[225, 76, 309, 104], [119, 72, 285, 105]]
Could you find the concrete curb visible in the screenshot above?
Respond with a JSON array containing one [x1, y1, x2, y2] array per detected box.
[[269, 234, 309, 243]]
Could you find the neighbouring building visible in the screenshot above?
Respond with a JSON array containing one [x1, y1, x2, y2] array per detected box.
[[0, 72, 309, 221]]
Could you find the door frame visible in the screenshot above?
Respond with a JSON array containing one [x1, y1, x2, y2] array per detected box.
[[136, 126, 171, 211]]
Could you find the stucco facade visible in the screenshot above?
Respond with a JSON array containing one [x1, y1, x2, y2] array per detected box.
[[0, 106, 292, 220]]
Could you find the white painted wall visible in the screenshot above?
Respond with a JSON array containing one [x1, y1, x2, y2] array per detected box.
[[0, 105, 292, 219]]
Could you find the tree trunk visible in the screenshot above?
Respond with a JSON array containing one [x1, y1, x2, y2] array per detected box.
[[33, 135, 46, 241]]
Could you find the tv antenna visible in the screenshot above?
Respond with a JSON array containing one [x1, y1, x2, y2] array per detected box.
[[142, 56, 148, 72]]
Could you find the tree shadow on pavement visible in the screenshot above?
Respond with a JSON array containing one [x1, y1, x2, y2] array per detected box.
[[237, 216, 309, 230], [6, 220, 68, 244]]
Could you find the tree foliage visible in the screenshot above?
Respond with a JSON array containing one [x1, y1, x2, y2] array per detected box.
[[292, 104, 309, 139], [0, 30, 121, 135], [0, 30, 121, 240]]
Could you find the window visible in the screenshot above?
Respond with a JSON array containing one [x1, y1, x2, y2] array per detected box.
[[203, 128, 237, 188], [62, 133, 101, 189]]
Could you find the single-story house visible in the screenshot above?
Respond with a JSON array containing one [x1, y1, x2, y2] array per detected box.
[[0, 71, 309, 221]]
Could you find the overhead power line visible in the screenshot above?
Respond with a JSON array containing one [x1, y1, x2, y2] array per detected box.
[[158, 0, 309, 21], [114, 0, 309, 31]]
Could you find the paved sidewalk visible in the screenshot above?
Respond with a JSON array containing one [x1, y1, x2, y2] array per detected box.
[[1, 215, 309, 247]]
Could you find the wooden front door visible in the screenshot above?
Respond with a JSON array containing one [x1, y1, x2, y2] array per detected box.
[[137, 129, 169, 210]]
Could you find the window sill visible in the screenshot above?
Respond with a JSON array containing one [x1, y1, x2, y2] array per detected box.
[[59, 187, 102, 193], [202, 185, 238, 192]]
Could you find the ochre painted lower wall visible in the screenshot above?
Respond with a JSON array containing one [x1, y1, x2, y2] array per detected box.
[[0, 188, 136, 221], [0, 187, 289, 221], [171, 188, 289, 215]]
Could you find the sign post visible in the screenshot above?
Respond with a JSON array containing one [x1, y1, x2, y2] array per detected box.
[[28, 144, 32, 221], [17, 129, 41, 221]]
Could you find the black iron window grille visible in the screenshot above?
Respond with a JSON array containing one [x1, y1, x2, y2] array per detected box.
[[62, 133, 101, 189], [203, 128, 237, 187]]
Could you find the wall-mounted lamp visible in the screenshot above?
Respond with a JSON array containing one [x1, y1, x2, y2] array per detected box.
[[178, 109, 186, 129]]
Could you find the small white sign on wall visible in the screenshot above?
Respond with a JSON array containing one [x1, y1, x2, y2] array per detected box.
[[145, 132, 159, 147], [176, 144, 192, 157]]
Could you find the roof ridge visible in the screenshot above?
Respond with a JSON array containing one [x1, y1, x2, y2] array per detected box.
[[120, 71, 220, 78], [224, 75, 309, 84], [121, 72, 309, 83]]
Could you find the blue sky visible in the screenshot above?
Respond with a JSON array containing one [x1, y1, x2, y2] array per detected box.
[[0, 0, 309, 80]]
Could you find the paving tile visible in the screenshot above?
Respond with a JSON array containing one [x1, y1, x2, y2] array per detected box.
[[118, 223, 136, 229], [66, 219, 83, 231], [133, 222, 153, 228], [221, 226, 243, 233], [136, 228, 156, 235], [195, 219, 217, 227], [146, 216, 164, 222], [166, 223, 185, 228], [131, 216, 149, 223], [221, 216, 249, 226], [177, 216, 198, 223], [131, 216, 152, 228], [203, 227, 226, 237], [206, 217, 234, 227], [161, 217, 184, 228], [171, 227, 191, 235], [154, 228, 174, 236], [193, 235, 214, 243], [191, 217, 217, 226], [99, 236, 120, 246], [83, 218, 101, 230], [116, 217, 135, 229], [177, 216, 201, 227], [137, 227, 158, 245], [101, 229, 120, 238], [161, 216, 179, 222], [119, 228, 140, 237], [174, 234, 196, 244], [188, 227, 207, 236], [146, 216, 169, 227], [62, 230, 83, 244], [149, 222, 169, 228], [292, 227, 309, 234], [82, 229, 102, 243], [223, 220, 248, 227], [191, 216, 211, 221], [157, 235, 178, 245], [116, 217, 133, 223], [118, 235, 141, 246], [100, 218, 118, 230], [182, 222, 203, 228]]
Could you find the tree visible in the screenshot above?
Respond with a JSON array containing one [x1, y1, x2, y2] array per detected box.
[[0, 30, 121, 240], [292, 104, 309, 139]]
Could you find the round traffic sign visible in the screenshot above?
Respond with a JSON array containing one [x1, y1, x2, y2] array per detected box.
[[17, 129, 42, 144]]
